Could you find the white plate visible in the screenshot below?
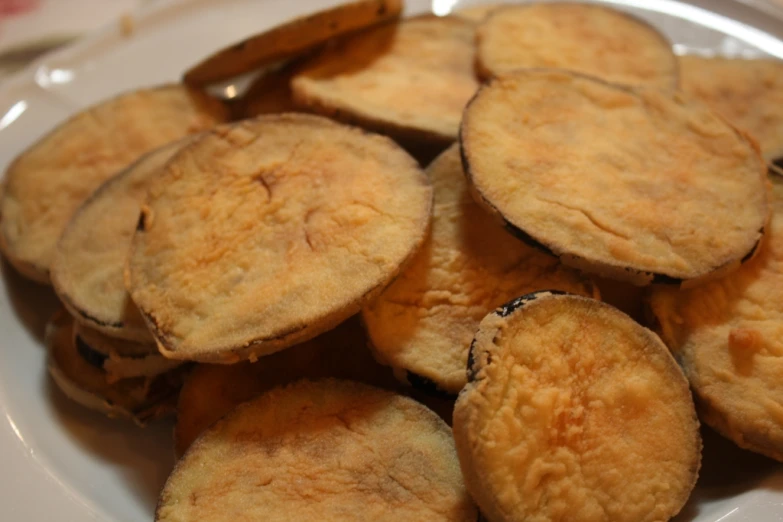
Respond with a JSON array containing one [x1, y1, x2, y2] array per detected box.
[[1, 0, 783, 520]]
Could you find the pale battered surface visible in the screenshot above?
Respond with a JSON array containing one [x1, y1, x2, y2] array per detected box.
[[183, 0, 402, 86], [0, 85, 227, 283], [52, 139, 191, 343], [476, 2, 677, 89], [461, 70, 768, 284], [126, 114, 432, 362], [453, 292, 701, 522], [651, 175, 783, 461], [292, 16, 479, 143], [680, 56, 783, 160], [158, 379, 477, 522], [363, 146, 596, 394]]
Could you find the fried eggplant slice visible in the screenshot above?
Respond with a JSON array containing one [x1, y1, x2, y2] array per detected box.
[[292, 15, 479, 144], [680, 56, 783, 161], [461, 69, 769, 285], [453, 291, 701, 522], [183, 0, 403, 86], [46, 311, 184, 426], [0, 85, 227, 283], [51, 138, 193, 343], [126, 114, 432, 363], [173, 316, 400, 456], [476, 2, 677, 89], [650, 174, 783, 462], [158, 379, 477, 522], [362, 145, 597, 396]]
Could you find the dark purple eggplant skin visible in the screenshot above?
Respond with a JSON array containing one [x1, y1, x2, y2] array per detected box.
[[75, 335, 108, 370]]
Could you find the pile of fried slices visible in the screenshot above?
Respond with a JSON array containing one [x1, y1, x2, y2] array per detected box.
[[1, 1, 782, 521]]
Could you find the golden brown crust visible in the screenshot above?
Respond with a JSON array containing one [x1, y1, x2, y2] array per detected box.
[[650, 175, 783, 462], [126, 114, 432, 362], [461, 69, 769, 285], [680, 56, 783, 161], [476, 2, 678, 89], [158, 379, 477, 522], [362, 145, 597, 395], [0, 85, 228, 283], [453, 292, 701, 522], [292, 15, 480, 144], [51, 138, 193, 343], [183, 0, 403, 86]]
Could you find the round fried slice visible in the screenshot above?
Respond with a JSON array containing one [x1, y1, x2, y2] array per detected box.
[[461, 69, 769, 285], [0, 85, 227, 283], [650, 174, 783, 462], [127, 114, 432, 362], [362, 145, 597, 396], [51, 138, 193, 343], [292, 15, 480, 144], [158, 379, 477, 522], [476, 2, 677, 89], [453, 291, 701, 522], [46, 311, 184, 426], [680, 56, 783, 161], [173, 316, 400, 456], [73, 322, 182, 384], [183, 0, 402, 86]]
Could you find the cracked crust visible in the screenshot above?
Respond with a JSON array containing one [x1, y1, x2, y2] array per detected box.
[[650, 174, 783, 462], [460, 69, 769, 285], [158, 379, 477, 522], [0, 85, 228, 283], [292, 15, 480, 145], [453, 292, 701, 522], [680, 56, 783, 161], [51, 138, 193, 343], [183, 0, 402, 86], [362, 145, 598, 395], [476, 2, 678, 89], [126, 114, 432, 362]]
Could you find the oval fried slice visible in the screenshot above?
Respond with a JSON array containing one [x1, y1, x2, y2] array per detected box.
[[453, 291, 701, 522], [362, 145, 597, 396], [183, 0, 402, 86], [0, 85, 227, 283], [292, 15, 480, 144], [127, 114, 432, 362], [650, 174, 783, 462], [680, 56, 783, 161], [46, 311, 184, 426], [173, 316, 400, 456], [476, 2, 677, 89], [158, 379, 477, 522], [51, 138, 193, 343], [461, 69, 769, 285]]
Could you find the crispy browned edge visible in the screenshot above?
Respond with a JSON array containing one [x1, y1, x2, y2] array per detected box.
[[183, 0, 403, 86], [291, 15, 474, 149], [127, 114, 433, 363], [0, 84, 228, 285], [475, 2, 681, 90], [458, 290, 701, 522], [458, 69, 769, 287]]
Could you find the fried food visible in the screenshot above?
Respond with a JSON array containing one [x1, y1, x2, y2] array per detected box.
[[461, 69, 769, 285], [158, 379, 477, 522], [183, 0, 403, 86], [362, 145, 597, 395], [476, 2, 677, 89], [292, 15, 479, 144], [650, 173, 783, 461], [126, 114, 432, 362], [0, 85, 227, 283], [454, 291, 701, 522], [51, 138, 192, 343], [453, 3, 502, 22], [680, 56, 783, 161]]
